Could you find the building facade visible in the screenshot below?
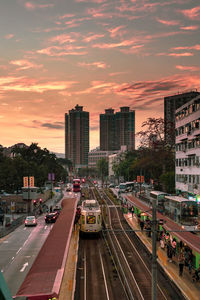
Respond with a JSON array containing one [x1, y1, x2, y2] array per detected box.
[[175, 95, 200, 196], [164, 91, 200, 147], [65, 104, 89, 168], [88, 147, 119, 169], [100, 107, 135, 151]]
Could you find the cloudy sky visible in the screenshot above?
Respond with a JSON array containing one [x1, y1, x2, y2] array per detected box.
[[0, 0, 200, 153]]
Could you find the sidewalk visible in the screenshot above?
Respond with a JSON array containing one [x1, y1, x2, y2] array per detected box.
[[124, 212, 200, 300]]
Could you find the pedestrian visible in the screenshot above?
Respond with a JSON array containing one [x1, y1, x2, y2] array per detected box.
[[160, 238, 165, 250], [167, 241, 173, 262], [178, 251, 185, 276], [140, 219, 144, 232], [172, 238, 177, 257], [131, 206, 134, 218]]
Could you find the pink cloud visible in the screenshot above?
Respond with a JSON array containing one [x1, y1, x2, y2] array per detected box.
[[75, 0, 107, 3], [9, 60, 43, 71], [4, 34, 14, 39], [82, 34, 105, 43], [78, 61, 109, 69], [92, 40, 135, 49], [180, 5, 200, 20], [59, 14, 75, 20], [176, 65, 199, 71], [107, 26, 127, 38], [156, 18, 180, 26], [24, 2, 54, 10], [48, 34, 76, 45], [37, 45, 87, 56]]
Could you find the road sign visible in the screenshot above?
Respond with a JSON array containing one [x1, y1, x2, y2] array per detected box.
[[29, 176, 35, 187], [23, 176, 28, 187]]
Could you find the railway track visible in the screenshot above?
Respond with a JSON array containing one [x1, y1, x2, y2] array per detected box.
[[74, 186, 127, 300], [101, 188, 185, 300], [75, 184, 184, 300]]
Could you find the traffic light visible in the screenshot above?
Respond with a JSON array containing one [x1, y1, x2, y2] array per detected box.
[[39, 198, 42, 204], [33, 200, 37, 206]]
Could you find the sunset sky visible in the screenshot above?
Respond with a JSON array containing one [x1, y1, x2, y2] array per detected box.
[[0, 0, 200, 153]]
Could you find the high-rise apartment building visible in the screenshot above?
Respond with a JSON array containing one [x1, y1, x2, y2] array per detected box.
[[100, 106, 135, 151], [100, 108, 117, 151], [164, 91, 200, 146], [175, 95, 200, 196], [65, 104, 89, 168]]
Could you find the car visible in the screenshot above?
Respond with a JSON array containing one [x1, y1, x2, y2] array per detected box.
[[53, 206, 61, 214], [66, 187, 71, 192], [45, 212, 58, 223], [25, 216, 37, 226]]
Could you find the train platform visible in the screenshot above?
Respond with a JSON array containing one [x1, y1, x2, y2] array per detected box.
[[124, 212, 200, 300], [58, 223, 79, 300]]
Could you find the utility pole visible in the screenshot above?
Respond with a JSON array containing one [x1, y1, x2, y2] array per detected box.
[[152, 199, 157, 300]]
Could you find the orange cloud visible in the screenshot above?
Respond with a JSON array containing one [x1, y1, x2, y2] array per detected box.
[[176, 65, 199, 71], [157, 52, 194, 57], [0, 76, 77, 93], [172, 44, 200, 51], [180, 25, 199, 30]]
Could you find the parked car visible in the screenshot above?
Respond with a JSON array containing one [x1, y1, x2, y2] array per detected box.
[[45, 212, 58, 223], [25, 216, 37, 226]]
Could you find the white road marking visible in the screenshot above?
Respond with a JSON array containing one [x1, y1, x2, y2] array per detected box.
[[20, 262, 28, 272], [16, 247, 22, 254], [45, 225, 47, 229], [3, 241, 9, 243]]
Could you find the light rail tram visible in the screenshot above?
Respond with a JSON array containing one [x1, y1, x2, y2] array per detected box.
[[80, 199, 102, 233]]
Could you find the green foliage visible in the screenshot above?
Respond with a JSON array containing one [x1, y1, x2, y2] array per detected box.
[[96, 158, 108, 185], [160, 171, 175, 194], [111, 117, 175, 186], [0, 143, 68, 192]]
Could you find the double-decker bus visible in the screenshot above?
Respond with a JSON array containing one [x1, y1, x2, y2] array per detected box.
[[73, 178, 81, 193]]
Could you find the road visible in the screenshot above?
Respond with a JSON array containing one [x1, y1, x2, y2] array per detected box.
[[0, 191, 62, 297]]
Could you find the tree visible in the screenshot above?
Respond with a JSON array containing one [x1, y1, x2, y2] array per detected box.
[[96, 158, 108, 186]]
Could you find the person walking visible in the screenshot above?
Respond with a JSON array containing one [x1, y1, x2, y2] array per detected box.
[[172, 238, 177, 257], [178, 251, 185, 276], [131, 206, 134, 218], [140, 219, 144, 232]]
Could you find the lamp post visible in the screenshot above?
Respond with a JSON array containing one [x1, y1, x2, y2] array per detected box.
[[152, 199, 157, 300]]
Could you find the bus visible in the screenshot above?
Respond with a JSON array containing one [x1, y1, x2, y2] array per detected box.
[[164, 195, 198, 232], [73, 179, 81, 193], [119, 182, 135, 193], [149, 191, 168, 213]]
